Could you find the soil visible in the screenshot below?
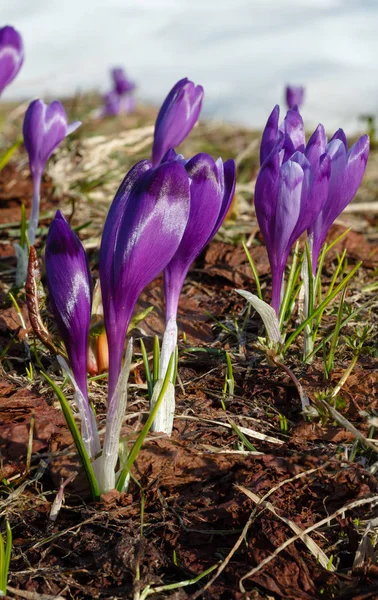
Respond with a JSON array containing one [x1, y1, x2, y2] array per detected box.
[[1, 108, 378, 600]]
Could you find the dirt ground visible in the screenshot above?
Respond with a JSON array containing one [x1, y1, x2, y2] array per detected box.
[[1, 100, 378, 599]]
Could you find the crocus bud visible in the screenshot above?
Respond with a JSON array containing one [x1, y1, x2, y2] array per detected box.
[[285, 85, 305, 110], [255, 131, 331, 314], [0, 26, 24, 95], [260, 105, 305, 165], [45, 211, 92, 399], [111, 67, 135, 95], [152, 78, 204, 167], [100, 159, 191, 399], [308, 132, 370, 271], [22, 99, 81, 246]]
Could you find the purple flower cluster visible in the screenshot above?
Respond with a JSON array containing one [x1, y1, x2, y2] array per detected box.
[[255, 105, 369, 314], [45, 78, 235, 422]]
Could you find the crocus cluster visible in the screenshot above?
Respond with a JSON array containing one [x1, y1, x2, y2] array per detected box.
[[285, 85, 305, 110], [45, 78, 234, 491], [101, 67, 136, 117], [255, 105, 369, 315], [0, 25, 24, 96]]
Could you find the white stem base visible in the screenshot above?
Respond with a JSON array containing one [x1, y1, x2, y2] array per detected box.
[[150, 379, 176, 435]]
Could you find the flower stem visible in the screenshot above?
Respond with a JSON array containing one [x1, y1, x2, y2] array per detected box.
[[27, 173, 41, 246]]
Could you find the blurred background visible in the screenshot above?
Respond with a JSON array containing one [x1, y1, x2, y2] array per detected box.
[[2, 0, 378, 133]]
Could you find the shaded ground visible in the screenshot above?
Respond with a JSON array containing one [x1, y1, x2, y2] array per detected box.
[[0, 98, 378, 599]]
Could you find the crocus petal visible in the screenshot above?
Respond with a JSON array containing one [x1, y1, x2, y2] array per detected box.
[[209, 158, 236, 240], [45, 210, 92, 400], [164, 153, 228, 320], [152, 78, 204, 166], [23, 100, 45, 177], [66, 120, 82, 135], [330, 128, 348, 149], [254, 149, 280, 253], [305, 124, 327, 172], [260, 105, 280, 165], [0, 26, 24, 95], [274, 160, 304, 261], [100, 159, 191, 398], [282, 109, 305, 151], [100, 160, 151, 291], [285, 85, 305, 110]]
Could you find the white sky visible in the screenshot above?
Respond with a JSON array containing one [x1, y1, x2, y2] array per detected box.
[[2, 0, 378, 133]]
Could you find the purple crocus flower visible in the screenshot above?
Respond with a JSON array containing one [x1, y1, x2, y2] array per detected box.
[[45, 211, 92, 398], [308, 131, 370, 272], [152, 78, 204, 167], [150, 151, 235, 434], [111, 67, 135, 95], [45, 211, 100, 458], [0, 26, 24, 95], [164, 151, 236, 334], [255, 107, 331, 314], [260, 104, 305, 166], [23, 99, 81, 246], [100, 158, 191, 400], [285, 85, 305, 110]]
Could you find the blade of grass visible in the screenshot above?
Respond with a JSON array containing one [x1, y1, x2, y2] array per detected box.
[[140, 339, 153, 399], [0, 138, 22, 171], [152, 335, 160, 387], [325, 286, 347, 377], [304, 298, 375, 363], [242, 240, 262, 300], [283, 261, 361, 354], [279, 242, 301, 328], [41, 372, 100, 500]]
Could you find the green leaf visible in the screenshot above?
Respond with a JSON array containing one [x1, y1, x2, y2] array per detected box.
[[236, 289, 283, 344], [127, 306, 154, 333], [0, 138, 22, 172], [41, 372, 100, 500], [283, 261, 361, 354]]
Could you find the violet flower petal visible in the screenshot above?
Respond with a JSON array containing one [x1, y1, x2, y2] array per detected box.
[[0, 26, 24, 95], [282, 109, 305, 152], [309, 134, 369, 269], [100, 159, 191, 398], [152, 78, 204, 167], [260, 105, 280, 165], [45, 211, 92, 400], [305, 124, 327, 172], [254, 150, 280, 254]]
